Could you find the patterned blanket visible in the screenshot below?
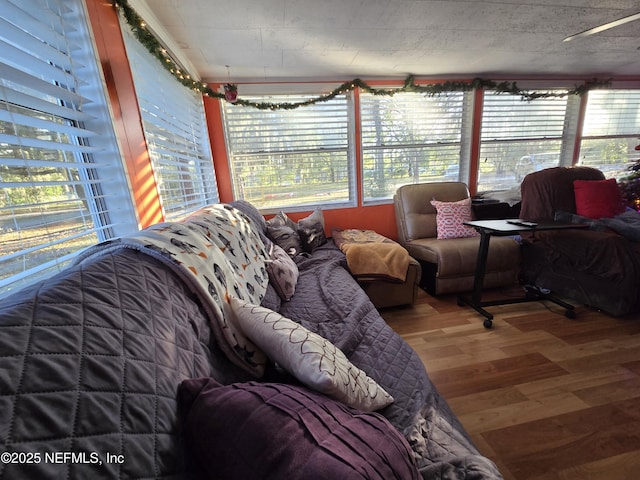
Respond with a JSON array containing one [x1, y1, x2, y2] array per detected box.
[[75, 204, 270, 376], [332, 228, 410, 282]]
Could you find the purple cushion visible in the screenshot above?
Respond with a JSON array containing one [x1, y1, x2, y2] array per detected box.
[[179, 378, 420, 480]]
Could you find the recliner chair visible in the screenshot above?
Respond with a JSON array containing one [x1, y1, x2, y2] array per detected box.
[[393, 182, 521, 295]]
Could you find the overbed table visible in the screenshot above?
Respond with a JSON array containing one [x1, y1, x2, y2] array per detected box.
[[458, 219, 588, 328]]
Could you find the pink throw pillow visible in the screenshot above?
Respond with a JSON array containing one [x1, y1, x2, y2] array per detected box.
[[430, 198, 480, 239], [573, 179, 625, 219]]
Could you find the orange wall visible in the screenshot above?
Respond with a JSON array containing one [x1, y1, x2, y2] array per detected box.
[[86, 0, 163, 228]]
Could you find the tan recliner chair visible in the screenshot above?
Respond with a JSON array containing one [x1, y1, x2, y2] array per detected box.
[[393, 182, 521, 295]]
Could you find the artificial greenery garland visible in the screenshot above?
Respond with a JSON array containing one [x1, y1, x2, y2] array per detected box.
[[113, 0, 611, 110]]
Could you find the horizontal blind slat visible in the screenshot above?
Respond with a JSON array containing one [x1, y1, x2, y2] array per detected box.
[[1, 0, 137, 296], [120, 14, 218, 220]]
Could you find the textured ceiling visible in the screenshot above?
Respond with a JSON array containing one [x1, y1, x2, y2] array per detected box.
[[134, 0, 640, 83]]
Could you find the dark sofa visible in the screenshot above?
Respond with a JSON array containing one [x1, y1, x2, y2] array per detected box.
[[0, 201, 502, 479], [519, 166, 640, 316]]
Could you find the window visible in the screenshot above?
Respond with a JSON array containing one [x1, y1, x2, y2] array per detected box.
[[360, 91, 472, 202], [579, 89, 640, 180], [222, 93, 354, 210], [0, 0, 137, 296], [120, 19, 218, 220], [478, 91, 571, 191]]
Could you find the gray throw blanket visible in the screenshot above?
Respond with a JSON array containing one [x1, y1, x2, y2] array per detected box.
[[278, 241, 502, 478]]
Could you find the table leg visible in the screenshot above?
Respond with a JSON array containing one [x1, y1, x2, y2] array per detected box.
[[458, 220, 580, 327], [457, 229, 495, 327], [471, 230, 491, 305]]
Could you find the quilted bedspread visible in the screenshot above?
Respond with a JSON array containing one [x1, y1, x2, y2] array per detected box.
[[279, 241, 502, 478], [0, 201, 501, 479], [0, 248, 253, 479]]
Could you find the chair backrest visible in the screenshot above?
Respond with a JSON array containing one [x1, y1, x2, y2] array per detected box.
[[394, 182, 470, 243], [520, 166, 605, 221]]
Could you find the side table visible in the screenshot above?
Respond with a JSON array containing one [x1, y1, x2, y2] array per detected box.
[[458, 219, 588, 328]]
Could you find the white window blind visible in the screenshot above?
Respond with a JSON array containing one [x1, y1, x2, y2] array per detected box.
[[479, 91, 569, 190], [222, 93, 354, 210], [360, 91, 471, 202], [120, 19, 218, 221], [0, 0, 137, 296], [579, 89, 640, 179]]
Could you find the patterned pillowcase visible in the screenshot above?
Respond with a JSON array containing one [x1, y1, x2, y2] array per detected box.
[[297, 208, 327, 253], [267, 211, 297, 230], [430, 198, 480, 240], [266, 209, 327, 256], [230, 298, 394, 412], [266, 224, 303, 257], [266, 243, 299, 301]]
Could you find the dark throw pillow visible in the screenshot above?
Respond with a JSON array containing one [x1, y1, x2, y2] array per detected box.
[[297, 208, 327, 253], [267, 209, 327, 256], [179, 378, 420, 480], [266, 211, 303, 256], [266, 224, 303, 257]]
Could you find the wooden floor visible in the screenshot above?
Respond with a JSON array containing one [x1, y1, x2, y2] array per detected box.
[[380, 286, 640, 480]]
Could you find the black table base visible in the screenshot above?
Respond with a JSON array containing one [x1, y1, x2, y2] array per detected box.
[[458, 219, 585, 328]]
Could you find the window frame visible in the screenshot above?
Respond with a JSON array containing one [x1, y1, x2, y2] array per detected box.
[[119, 15, 218, 221], [476, 89, 576, 192], [359, 89, 474, 204], [221, 88, 357, 213], [0, 0, 138, 296], [577, 88, 640, 180]]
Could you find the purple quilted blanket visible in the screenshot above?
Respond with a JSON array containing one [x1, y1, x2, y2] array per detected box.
[[279, 241, 502, 478], [0, 202, 501, 479], [0, 248, 247, 479]]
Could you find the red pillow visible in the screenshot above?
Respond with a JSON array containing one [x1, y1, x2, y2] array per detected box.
[[573, 178, 624, 219]]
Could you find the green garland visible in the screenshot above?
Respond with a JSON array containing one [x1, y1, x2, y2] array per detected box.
[[113, 0, 611, 110]]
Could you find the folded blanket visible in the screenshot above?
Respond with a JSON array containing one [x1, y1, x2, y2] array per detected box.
[[333, 228, 410, 282]]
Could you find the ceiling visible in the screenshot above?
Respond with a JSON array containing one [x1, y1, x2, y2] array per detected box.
[[134, 0, 640, 84]]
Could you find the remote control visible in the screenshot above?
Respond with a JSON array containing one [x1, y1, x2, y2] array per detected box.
[[506, 220, 538, 228]]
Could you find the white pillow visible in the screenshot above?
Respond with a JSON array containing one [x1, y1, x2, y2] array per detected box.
[[230, 297, 394, 412]]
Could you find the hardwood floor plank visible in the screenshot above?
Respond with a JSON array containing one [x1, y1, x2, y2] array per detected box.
[[427, 353, 569, 398], [528, 450, 640, 480], [381, 287, 640, 479], [447, 386, 529, 415], [573, 376, 640, 406], [515, 365, 637, 398], [481, 404, 640, 479], [456, 391, 591, 434]]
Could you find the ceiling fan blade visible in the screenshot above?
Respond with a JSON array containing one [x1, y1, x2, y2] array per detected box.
[[563, 11, 640, 42]]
